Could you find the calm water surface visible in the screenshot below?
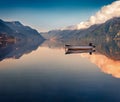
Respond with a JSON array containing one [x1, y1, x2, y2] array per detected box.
[[0, 46, 120, 102]]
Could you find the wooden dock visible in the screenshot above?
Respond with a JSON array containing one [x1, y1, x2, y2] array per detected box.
[[65, 43, 96, 55]]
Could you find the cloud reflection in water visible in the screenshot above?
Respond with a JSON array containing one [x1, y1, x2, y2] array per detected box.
[[81, 53, 120, 78]]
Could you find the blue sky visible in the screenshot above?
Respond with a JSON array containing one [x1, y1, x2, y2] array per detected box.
[[0, 0, 115, 32]]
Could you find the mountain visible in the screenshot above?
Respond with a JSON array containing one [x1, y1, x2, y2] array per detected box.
[[0, 19, 44, 41], [0, 19, 13, 36], [41, 17, 120, 42], [81, 17, 120, 41], [5, 21, 44, 39]]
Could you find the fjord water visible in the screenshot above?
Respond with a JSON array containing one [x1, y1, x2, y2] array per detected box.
[[0, 43, 120, 102]]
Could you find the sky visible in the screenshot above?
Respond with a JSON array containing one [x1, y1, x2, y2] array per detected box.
[[0, 0, 116, 32]]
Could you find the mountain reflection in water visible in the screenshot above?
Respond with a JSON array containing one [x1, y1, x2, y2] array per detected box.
[[0, 38, 44, 61], [0, 39, 120, 102], [42, 39, 120, 78], [0, 39, 120, 79]]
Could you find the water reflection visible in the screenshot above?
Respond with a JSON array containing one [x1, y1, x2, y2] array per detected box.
[[42, 39, 120, 78], [0, 37, 120, 79], [42, 39, 120, 60], [81, 53, 120, 78], [0, 38, 44, 61], [65, 49, 95, 55], [0, 39, 120, 102]]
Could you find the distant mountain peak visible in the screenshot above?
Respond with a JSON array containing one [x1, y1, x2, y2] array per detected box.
[[11, 21, 23, 26], [0, 19, 45, 41], [0, 19, 3, 22], [0, 19, 4, 23]]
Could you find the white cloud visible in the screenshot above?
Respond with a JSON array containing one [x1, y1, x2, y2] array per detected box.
[[63, 0, 120, 30]]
